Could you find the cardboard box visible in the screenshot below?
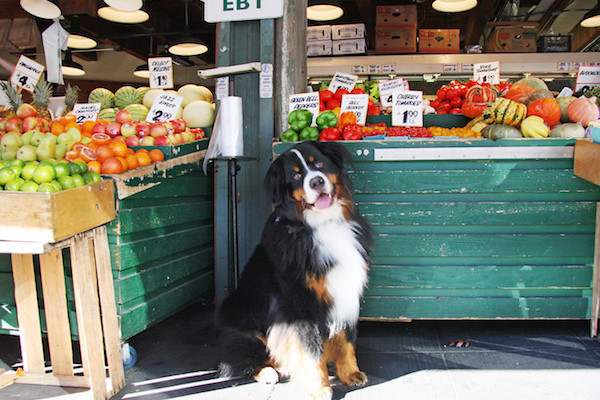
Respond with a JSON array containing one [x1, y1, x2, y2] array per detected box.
[[331, 23, 366, 40], [376, 27, 417, 53], [307, 25, 331, 41], [418, 29, 460, 54], [308, 40, 332, 56], [332, 39, 367, 55], [487, 27, 537, 53], [376, 5, 418, 28], [538, 35, 571, 52]]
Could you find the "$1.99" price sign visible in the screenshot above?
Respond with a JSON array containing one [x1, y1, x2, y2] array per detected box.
[[148, 57, 174, 89], [391, 90, 423, 127], [146, 92, 183, 123]]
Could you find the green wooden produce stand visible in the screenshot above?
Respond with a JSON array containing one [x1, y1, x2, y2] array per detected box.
[[0, 150, 214, 342], [274, 139, 600, 325]]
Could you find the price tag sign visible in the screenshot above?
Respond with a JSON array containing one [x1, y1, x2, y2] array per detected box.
[[391, 90, 423, 127], [10, 55, 45, 93], [378, 78, 405, 107], [260, 63, 273, 99], [148, 57, 174, 89], [146, 92, 183, 122], [381, 64, 396, 74], [474, 61, 500, 85], [289, 92, 320, 125], [328, 72, 358, 93], [215, 76, 229, 100], [73, 103, 101, 123], [340, 94, 369, 125], [352, 65, 366, 74], [575, 65, 600, 92]]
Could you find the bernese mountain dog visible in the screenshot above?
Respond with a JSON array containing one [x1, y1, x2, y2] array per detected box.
[[216, 140, 373, 400]]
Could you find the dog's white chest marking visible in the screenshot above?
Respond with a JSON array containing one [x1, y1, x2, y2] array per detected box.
[[309, 212, 368, 336]]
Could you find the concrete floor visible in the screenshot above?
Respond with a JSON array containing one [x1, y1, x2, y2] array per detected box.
[[1, 302, 600, 400]]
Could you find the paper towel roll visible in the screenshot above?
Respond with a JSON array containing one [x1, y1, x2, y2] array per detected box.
[[218, 96, 244, 158]]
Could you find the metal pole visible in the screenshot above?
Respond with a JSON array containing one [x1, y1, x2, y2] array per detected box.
[[228, 158, 240, 289]]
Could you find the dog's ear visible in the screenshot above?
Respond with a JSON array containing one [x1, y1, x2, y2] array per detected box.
[[263, 155, 286, 206]]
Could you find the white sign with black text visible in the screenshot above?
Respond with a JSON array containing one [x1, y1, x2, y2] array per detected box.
[[204, 0, 283, 22], [392, 90, 423, 127], [289, 92, 320, 125], [148, 57, 174, 89], [11, 55, 45, 93], [328, 72, 358, 93], [340, 94, 369, 125], [473, 61, 500, 85], [146, 92, 183, 122], [73, 103, 101, 124], [378, 78, 406, 107], [575, 65, 600, 92]]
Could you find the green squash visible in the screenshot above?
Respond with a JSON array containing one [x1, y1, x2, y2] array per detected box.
[[549, 123, 586, 139], [513, 77, 549, 92], [482, 124, 523, 140], [556, 96, 576, 123]]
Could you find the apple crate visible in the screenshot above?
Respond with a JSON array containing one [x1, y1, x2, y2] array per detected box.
[[0, 180, 116, 243], [130, 137, 209, 160]]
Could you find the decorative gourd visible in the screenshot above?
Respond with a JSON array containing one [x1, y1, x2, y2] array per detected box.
[[556, 96, 576, 122], [481, 124, 523, 140], [481, 98, 528, 126], [504, 85, 536, 103], [567, 96, 599, 127], [521, 115, 550, 138], [513, 77, 549, 91], [465, 85, 497, 103], [461, 102, 489, 118], [549, 123, 586, 138], [523, 89, 555, 106], [527, 97, 561, 127]]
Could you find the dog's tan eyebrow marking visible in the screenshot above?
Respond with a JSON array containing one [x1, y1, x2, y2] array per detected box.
[[293, 166, 300, 172], [308, 156, 314, 163]]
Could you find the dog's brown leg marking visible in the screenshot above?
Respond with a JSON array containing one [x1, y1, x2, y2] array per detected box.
[[305, 274, 332, 305], [322, 331, 367, 387]]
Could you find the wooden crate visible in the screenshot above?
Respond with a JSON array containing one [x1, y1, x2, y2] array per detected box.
[[0, 180, 115, 243]]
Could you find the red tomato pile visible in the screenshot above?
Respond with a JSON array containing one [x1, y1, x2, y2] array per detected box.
[[430, 80, 472, 114]]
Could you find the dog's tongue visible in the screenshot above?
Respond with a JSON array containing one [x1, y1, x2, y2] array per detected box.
[[314, 193, 332, 210]]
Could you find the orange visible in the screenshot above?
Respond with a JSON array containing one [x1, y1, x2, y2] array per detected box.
[[95, 145, 114, 163], [125, 154, 139, 170], [81, 120, 96, 134], [135, 148, 149, 155], [126, 148, 135, 155], [149, 149, 165, 162], [65, 150, 79, 161], [112, 135, 126, 143], [51, 122, 65, 136], [64, 121, 80, 132], [116, 156, 128, 171], [135, 151, 152, 167], [71, 142, 85, 152], [109, 141, 128, 158], [60, 114, 77, 125], [80, 147, 97, 162], [87, 160, 102, 174], [101, 157, 124, 174], [87, 141, 100, 151], [91, 133, 111, 145]]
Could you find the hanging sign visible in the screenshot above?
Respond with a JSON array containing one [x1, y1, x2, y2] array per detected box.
[[473, 61, 500, 85], [73, 103, 101, 123], [215, 77, 229, 100], [259, 63, 273, 99], [146, 92, 183, 122], [148, 57, 173, 89], [391, 90, 423, 127], [328, 72, 358, 93], [575, 65, 600, 92], [10, 55, 45, 93], [340, 94, 369, 125], [205, 0, 283, 22], [289, 92, 320, 125], [378, 78, 406, 107]]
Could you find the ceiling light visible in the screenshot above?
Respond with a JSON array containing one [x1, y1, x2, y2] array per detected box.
[[104, 0, 142, 12], [133, 63, 149, 78], [62, 50, 85, 76], [66, 17, 97, 49], [581, 8, 600, 28], [20, 0, 61, 20], [307, 0, 344, 21], [168, 0, 208, 56], [97, 6, 149, 24], [432, 0, 478, 13]]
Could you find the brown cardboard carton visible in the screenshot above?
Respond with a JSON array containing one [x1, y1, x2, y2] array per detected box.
[[376, 27, 417, 53], [418, 29, 460, 53], [487, 27, 537, 53], [376, 5, 418, 28]]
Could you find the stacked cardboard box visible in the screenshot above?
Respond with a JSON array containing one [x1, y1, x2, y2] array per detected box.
[[376, 5, 417, 54], [331, 23, 367, 55], [487, 27, 537, 53], [418, 29, 460, 53], [307, 25, 332, 57]]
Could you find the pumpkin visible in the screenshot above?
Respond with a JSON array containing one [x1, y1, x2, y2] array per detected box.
[[549, 123, 586, 138], [465, 85, 497, 103], [567, 96, 599, 127], [461, 102, 489, 118], [556, 96, 576, 122], [513, 77, 549, 91], [527, 97, 561, 127], [504, 85, 536, 103], [481, 124, 523, 140], [524, 89, 555, 106]]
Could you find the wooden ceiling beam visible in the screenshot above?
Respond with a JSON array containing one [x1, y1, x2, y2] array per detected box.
[[570, 24, 600, 51]]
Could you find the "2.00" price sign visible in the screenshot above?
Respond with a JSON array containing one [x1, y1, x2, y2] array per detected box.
[[146, 91, 183, 122], [391, 90, 423, 127]]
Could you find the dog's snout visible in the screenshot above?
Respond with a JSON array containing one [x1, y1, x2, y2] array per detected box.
[[309, 176, 325, 190]]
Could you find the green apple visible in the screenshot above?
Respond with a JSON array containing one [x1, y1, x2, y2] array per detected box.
[[18, 180, 38, 192], [33, 164, 56, 184], [6, 177, 26, 191], [9, 164, 22, 177], [85, 171, 101, 184]]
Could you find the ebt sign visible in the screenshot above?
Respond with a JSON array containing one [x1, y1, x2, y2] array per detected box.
[[204, 0, 284, 22]]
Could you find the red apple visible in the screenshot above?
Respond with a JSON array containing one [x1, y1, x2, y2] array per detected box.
[[39, 118, 51, 133], [150, 121, 168, 138], [190, 128, 205, 140], [164, 122, 175, 135], [106, 122, 122, 137], [16, 103, 37, 119], [115, 109, 132, 124], [0, 118, 6, 131], [166, 133, 177, 145], [154, 136, 168, 146], [181, 131, 194, 143], [93, 122, 106, 135], [135, 121, 150, 137], [21, 116, 39, 132], [120, 121, 136, 137], [139, 136, 155, 146], [171, 118, 186, 133], [125, 135, 139, 146], [5, 117, 22, 133]]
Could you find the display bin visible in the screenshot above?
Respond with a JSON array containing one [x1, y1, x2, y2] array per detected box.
[[273, 139, 600, 323], [0, 151, 214, 342]]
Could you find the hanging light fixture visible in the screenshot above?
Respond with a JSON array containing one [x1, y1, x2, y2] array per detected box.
[[98, 6, 149, 24], [168, 0, 208, 56], [62, 50, 85, 76], [20, 0, 61, 20], [307, 0, 344, 21], [103, 0, 143, 12], [581, 7, 600, 28], [66, 17, 97, 49], [432, 0, 478, 13]]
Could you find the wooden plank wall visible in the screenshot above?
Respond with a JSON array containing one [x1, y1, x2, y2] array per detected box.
[[274, 140, 599, 320]]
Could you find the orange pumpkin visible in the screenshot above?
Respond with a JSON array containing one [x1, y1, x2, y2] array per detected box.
[[465, 85, 497, 103], [527, 97, 561, 127], [504, 85, 536, 103]]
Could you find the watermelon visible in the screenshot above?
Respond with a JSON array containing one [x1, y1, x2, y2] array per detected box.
[[98, 107, 118, 122], [114, 86, 142, 109], [136, 86, 150, 100], [88, 88, 115, 110], [124, 103, 149, 121]]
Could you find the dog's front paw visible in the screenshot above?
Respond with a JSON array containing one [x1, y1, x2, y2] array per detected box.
[[340, 370, 368, 387], [254, 366, 280, 384], [308, 386, 333, 400]]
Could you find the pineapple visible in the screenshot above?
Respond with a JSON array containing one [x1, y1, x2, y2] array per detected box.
[[0, 81, 22, 117], [32, 75, 53, 119], [61, 83, 80, 116]]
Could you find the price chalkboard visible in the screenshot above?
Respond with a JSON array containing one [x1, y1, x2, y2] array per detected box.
[[391, 90, 423, 127], [146, 92, 183, 122]]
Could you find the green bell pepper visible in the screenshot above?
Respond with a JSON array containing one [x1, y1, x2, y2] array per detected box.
[[288, 109, 313, 132], [280, 129, 299, 142], [299, 126, 319, 141], [316, 110, 338, 130]]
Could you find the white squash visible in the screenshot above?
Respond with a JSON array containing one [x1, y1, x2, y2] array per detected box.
[[549, 123, 586, 138], [182, 100, 215, 128]]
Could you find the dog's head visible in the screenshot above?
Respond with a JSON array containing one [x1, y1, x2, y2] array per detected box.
[[265, 141, 353, 221]]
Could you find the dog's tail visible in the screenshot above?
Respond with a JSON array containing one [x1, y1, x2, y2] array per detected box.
[[217, 328, 270, 379]]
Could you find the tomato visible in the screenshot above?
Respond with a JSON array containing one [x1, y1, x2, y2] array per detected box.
[[368, 97, 375, 107], [437, 102, 451, 113], [449, 108, 462, 114], [445, 86, 460, 101], [430, 98, 441, 109], [436, 86, 448, 101], [450, 96, 463, 108], [459, 84, 468, 97], [350, 88, 365, 95], [319, 89, 333, 103]]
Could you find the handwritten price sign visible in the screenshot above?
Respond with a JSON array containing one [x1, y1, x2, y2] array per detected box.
[[10, 55, 45, 93], [328, 72, 358, 93], [149, 57, 174, 89], [73, 103, 101, 123], [473, 61, 500, 85], [340, 94, 369, 125], [146, 92, 183, 122], [379, 78, 406, 107], [392, 90, 423, 127]]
